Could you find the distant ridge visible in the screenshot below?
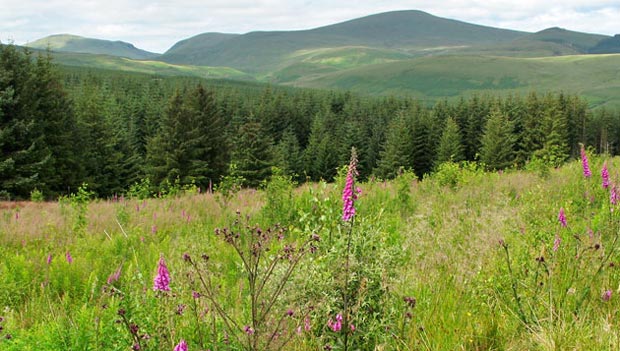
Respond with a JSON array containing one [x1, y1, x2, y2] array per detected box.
[[589, 34, 620, 54], [157, 10, 528, 71], [27, 34, 159, 60]]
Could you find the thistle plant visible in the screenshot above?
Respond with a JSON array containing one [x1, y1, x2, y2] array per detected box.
[[184, 213, 319, 351]]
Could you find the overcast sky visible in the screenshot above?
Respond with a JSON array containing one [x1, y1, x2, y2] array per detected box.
[[2, 1, 619, 53]]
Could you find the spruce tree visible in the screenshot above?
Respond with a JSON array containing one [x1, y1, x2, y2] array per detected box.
[[375, 111, 413, 179], [435, 117, 464, 166], [231, 116, 273, 187], [480, 108, 515, 170]]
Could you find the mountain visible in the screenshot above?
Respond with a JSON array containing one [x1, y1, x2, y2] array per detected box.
[[289, 54, 620, 108], [589, 34, 620, 54], [158, 10, 528, 71], [22, 10, 620, 108], [27, 34, 160, 59], [163, 33, 240, 63]]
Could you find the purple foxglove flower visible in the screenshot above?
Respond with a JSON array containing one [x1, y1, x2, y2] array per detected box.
[[558, 208, 567, 227], [581, 146, 591, 178], [173, 339, 188, 351], [602, 162, 610, 189], [153, 256, 171, 292], [66, 251, 73, 264], [107, 265, 122, 285], [342, 148, 359, 222], [553, 234, 561, 252]]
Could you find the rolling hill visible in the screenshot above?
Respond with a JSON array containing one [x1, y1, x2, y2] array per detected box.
[[27, 34, 160, 60], [157, 10, 528, 71], [289, 54, 620, 108], [24, 10, 620, 108]]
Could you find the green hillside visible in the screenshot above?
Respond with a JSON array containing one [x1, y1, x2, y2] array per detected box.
[[159, 10, 528, 71], [27, 34, 160, 59], [290, 54, 620, 108], [589, 34, 620, 54], [50, 51, 253, 80], [162, 32, 240, 62]]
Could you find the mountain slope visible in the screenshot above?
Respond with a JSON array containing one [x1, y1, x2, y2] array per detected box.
[[589, 34, 620, 54], [27, 34, 160, 59], [159, 10, 528, 71], [290, 54, 620, 107]]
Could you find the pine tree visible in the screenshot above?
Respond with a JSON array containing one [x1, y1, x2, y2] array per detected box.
[[374, 111, 413, 179], [480, 108, 515, 170], [231, 116, 273, 187], [0, 46, 44, 198], [435, 117, 464, 166]]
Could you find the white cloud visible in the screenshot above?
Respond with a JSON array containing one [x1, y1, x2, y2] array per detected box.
[[0, 0, 618, 53]]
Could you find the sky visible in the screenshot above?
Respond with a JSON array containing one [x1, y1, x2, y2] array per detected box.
[[2, 0, 619, 53]]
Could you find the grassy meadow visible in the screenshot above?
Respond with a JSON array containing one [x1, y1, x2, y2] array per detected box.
[[2, 155, 620, 350]]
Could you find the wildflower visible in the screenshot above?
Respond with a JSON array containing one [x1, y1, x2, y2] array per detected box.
[[173, 339, 188, 351], [581, 145, 591, 178], [286, 309, 294, 317], [66, 251, 73, 264], [558, 208, 567, 227], [304, 317, 311, 331], [244, 325, 254, 335], [192, 291, 201, 299], [328, 314, 343, 332], [153, 256, 171, 292], [612, 186, 620, 205], [553, 234, 561, 252], [151, 225, 157, 234], [602, 162, 610, 189], [602, 290, 612, 301], [350, 324, 355, 332], [342, 148, 359, 222], [107, 265, 122, 285], [46, 254, 53, 265]]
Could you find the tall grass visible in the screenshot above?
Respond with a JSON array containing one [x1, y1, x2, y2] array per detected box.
[[2, 156, 620, 349]]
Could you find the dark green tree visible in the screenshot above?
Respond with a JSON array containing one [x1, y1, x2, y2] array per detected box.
[[435, 117, 464, 166], [480, 108, 515, 170], [374, 111, 413, 179], [231, 116, 274, 187]]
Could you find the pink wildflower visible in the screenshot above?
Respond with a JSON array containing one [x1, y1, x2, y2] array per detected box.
[[602, 162, 610, 189], [46, 254, 53, 265], [612, 185, 620, 205], [342, 148, 359, 222], [66, 251, 73, 264], [328, 314, 343, 332], [153, 256, 171, 292], [244, 325, 254, 335], [602, 290, 612, 301], [173, 339, 188, 351], [304, 317, 311, 331], [581, 145, 591, 178], [107, 265, 122, 285], [558, 208, 567, 227], [350, 324, 355, 332], [553, 234, 561, 252]]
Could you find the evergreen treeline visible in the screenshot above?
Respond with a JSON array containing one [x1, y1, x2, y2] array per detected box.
[[2, 44, 620, 199]]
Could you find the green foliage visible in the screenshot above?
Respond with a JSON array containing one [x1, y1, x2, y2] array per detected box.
[[69, 183, 94, 235], [435, 117, 464, 165], [30, 189, 44, 202], [215, 163, 245, 209], [127, 178, 153, 200], [261, 167, 297, 224], [480, 108, 515, 170]]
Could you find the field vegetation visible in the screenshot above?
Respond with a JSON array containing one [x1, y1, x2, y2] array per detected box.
[[2, 151, 620, 350]]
